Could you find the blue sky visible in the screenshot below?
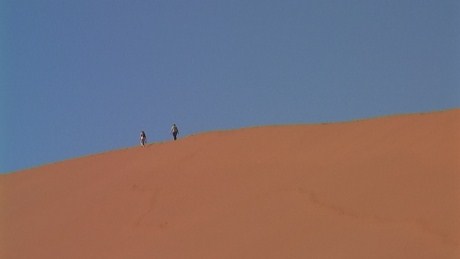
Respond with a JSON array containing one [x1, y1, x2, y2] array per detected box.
[[1, 0, 459, 173]]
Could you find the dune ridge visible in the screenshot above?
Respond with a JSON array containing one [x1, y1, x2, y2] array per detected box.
[[1, 109, 459, 258]]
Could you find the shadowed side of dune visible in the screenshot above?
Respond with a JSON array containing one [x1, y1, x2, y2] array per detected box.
[[1, 109, 459, 258]]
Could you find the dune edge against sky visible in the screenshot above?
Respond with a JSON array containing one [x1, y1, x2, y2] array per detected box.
[[1, 109, 459, 258]]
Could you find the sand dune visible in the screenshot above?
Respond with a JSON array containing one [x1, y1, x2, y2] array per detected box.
[[1, 109, 459, 258]]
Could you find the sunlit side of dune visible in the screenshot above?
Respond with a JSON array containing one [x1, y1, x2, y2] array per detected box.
[[1, 109, 459, 258]]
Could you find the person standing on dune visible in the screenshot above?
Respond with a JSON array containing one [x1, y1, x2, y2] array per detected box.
[[140, 131, 147, 147], [171, 124, 179, 141]]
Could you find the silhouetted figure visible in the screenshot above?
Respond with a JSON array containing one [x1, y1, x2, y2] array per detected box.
[[171, 124, 179, 141], [140, 131, 147, 147]]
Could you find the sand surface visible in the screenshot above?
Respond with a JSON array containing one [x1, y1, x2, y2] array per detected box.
[[1, 109, 459, 258]]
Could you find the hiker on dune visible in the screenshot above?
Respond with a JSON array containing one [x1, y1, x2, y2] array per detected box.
[[171, 124, 179, 141], [140, 131, 147, 147]]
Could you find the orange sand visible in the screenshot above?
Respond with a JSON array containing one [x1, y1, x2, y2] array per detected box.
[[1, 109, 459, 258]]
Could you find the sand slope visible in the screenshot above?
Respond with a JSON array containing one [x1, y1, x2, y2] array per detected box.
[[1, 109, 459, 258]]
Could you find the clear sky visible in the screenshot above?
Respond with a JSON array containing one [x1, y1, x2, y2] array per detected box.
[[1, 0, 459, 173]]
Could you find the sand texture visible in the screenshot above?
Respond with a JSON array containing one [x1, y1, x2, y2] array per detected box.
[[1, 109, 459, 258]]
